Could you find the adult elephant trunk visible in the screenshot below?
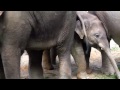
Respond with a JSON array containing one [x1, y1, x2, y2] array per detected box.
[[99, 42, 120, 79]]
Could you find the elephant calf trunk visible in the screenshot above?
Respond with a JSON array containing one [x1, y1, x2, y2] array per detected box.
[[99, 43, 120, 79], [104, 49, 120, 79]]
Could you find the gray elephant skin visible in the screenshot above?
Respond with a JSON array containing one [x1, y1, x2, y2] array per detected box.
[[0, 11, 76, 79], [88, 11, 120, 78], [74, 11, 120, 79], [42, 11, 120, 79]]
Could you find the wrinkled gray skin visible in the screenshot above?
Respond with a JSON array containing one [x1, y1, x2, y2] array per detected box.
[[76, 11, 120, 79], [0, 11, 76, 79], [77, 11, 114, 75], [43, 11, 118, 79], [81, 36, 113, 75], [89, 11, 120, 46], [42, 33, 87, 79], [83, 11, 120, 79]]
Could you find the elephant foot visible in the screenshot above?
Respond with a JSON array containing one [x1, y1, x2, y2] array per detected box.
[[59, 75, 71, 79], [86, 68, 92, 74], [29, 75, 44, 79], [72, 76, 77, 79], [77, 72, 90, 79], [101, 66, 115, 75]]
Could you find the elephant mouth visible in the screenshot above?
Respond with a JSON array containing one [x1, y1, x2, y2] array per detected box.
[[90, 43, 99, 48]]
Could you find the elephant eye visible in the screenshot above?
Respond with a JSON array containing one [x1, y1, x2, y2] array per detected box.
[[94, 33, 100, 38]]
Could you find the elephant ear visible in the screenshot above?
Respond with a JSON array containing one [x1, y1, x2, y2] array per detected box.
[[75, 20, 84, 39], [84, 19, 91, 30], [76, 11, 87, 39], [75, 18, 91, 39], [0, 11, 3, 16]]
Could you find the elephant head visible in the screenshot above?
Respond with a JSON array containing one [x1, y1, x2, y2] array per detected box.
[[76, 11, 120, 79], [76, 11, 108, 47]]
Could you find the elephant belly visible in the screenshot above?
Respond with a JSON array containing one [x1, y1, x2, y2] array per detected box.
[[27, 38, 56, 50]]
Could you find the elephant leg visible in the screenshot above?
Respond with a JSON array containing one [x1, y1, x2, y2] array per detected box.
[[27, 50, 44, 79], [101, 50, 115, 75], [1, 46, 21, 79], [58, 51, 71, 79], [82, 37, 92, 74], [71, 36, 88, 79], [50, 47, 57, 65], [42, 49, 54, 70], [0, 55, 5, 79], [57, 42, 72, 79], [84, 47, 92, 74]]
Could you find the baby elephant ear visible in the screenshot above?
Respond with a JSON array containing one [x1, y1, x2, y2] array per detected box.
[[75, 20, 84, 39], [0, 11, 3, 16]]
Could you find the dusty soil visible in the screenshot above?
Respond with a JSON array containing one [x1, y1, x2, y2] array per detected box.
[[20, 40, 120, 79]]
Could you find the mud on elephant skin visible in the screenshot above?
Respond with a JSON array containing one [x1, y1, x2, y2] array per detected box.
[[77, 11, 120, 79], [0, 11, 76, 79]]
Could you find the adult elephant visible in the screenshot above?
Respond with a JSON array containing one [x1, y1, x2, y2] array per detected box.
[[42, 11, 120, 79], [0, 11, 76, 79]]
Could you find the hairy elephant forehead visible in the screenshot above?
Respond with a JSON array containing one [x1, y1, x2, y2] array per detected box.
[[89, 21, 106, 35]]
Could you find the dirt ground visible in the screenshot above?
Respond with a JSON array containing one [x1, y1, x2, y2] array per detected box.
[[20, 40, 120, 79]]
